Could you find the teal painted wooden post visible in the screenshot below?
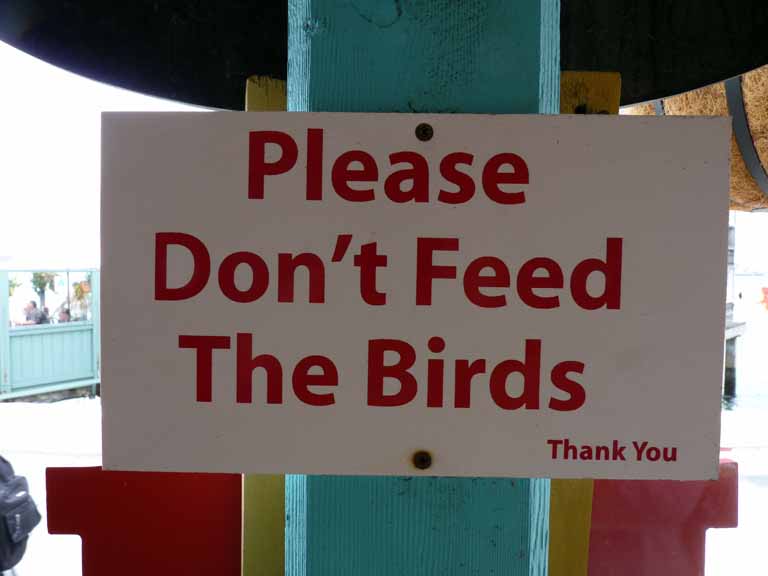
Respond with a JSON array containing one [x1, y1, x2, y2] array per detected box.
[[286, 1, 559, 575], [90, 270, 101, 392], [0, 272, 10, 395]]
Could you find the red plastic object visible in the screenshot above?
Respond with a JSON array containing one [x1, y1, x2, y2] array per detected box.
[[588, 460, 738, 576], [46, 467, 242, 576]]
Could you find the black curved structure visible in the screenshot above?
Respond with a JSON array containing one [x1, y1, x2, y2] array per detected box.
[[1, 0, 767, 109]]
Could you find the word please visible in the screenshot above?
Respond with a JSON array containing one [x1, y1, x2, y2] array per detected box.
[[248, 129, 530, 204]]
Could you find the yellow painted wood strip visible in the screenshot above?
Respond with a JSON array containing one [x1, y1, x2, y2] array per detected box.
[[242, 77, 287, 576], [550, 71, 620, 576], [560, 71, 621, 114], [246, 76, 287, 112], [243, 475, 285, 576], [548, 479, 594, 576]]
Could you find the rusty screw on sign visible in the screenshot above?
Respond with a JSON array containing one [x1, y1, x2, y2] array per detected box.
[[415, 123, 433, 142], [412, 450, 433, 470]]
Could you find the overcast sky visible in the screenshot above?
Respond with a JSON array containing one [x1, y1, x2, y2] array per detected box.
[[0, 40, 199, 269]]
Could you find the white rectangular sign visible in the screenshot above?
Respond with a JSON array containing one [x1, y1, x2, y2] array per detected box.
[[102, 112, 729, 479]]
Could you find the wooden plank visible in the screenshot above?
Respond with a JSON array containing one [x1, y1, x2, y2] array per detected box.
[[287, 476, 550, 575], [243, 475, 285, 576], [589, 460, 738, 575], [9, 325, 94, 388], [246, 76, 287, 112], [286, 1, 559, 574], [546, 70, 621, 576], [549, 479, 594, 576], [242, 75, 287, 576], [288, 0, 559, 114], [46, 467, 242, 576], [560, 71, 621, 114]]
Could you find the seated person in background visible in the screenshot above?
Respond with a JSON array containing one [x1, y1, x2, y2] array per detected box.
[[21, 301, 45, 325], [58, 308, 71, 323]]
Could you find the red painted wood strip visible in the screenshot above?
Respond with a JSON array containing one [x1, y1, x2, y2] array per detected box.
[[588, 460, 738, 575], [46, 467, 241, 576]]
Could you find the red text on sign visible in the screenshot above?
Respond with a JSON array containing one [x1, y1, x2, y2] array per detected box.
[[248, 129, 529, 205], [155, 233, 623, 311], [178, 334, 586, 412], [416, 237, 623, 309]]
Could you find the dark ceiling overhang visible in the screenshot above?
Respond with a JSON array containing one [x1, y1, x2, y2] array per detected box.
[[1, 0, 767, 110]]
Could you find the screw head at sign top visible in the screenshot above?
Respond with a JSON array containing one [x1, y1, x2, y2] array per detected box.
[[412, 450, 433, 470], [415, 123, 433, 142]]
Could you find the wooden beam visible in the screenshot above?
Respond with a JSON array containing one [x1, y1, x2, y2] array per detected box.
[[560, 71, 621, 114], [242, 75, 287, 576], [246, 76, 287, 112], [546, 70, 621, 576], [242, 474, 285, 576], [288, 0, 559, 114], [285, 1, 559, 574]]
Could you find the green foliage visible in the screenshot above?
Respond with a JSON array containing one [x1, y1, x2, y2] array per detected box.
[[31, 272, 57, 308], [31, 272, 57, 295], [8, 277, 21, 297]]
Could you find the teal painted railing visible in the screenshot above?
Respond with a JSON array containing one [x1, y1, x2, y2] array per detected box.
[[0, 270, 100, 400]]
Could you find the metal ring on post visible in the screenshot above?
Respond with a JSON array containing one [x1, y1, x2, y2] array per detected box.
[[725, 76, 768, 200], [653, 99, 665, 115]]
